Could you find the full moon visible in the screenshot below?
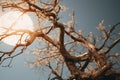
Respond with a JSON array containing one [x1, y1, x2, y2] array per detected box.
[[0, 11, 34, 46]]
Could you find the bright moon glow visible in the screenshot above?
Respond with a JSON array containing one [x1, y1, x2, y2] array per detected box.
[[0, 11, 34, 46]]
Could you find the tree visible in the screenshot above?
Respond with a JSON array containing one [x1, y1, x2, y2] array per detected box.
[[0, 0, 120, 80]]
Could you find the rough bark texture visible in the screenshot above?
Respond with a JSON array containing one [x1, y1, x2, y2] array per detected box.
[[0, 0, 120, 80]]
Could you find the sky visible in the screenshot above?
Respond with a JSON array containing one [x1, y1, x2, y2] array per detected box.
[[0, 0, 120, 80]]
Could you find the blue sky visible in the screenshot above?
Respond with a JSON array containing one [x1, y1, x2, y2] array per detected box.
[[0, 0, 120, 80]]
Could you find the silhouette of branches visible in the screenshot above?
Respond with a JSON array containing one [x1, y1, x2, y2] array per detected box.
[[0, 0, 120, 80]]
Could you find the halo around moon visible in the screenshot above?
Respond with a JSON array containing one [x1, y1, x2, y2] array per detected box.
[[0, 11, 34, 46]]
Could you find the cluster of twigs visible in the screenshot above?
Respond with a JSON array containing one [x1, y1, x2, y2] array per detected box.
[[0, 0, 120, 80]]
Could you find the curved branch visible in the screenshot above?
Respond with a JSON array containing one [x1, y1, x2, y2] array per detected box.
[[0, 1, 32, 12], [91, 62, 112, 79]]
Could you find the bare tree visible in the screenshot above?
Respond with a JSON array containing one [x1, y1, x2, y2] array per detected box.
[[0, 0, 120, 80]]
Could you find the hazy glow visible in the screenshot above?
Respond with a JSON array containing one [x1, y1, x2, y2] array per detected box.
[[0, 11, 34, 46]]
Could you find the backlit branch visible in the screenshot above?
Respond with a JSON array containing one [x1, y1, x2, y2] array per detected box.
[[0, 0, 120, 80]]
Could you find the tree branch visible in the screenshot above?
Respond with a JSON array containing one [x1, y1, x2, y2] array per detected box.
[[47, 63, 63, 80], [104, 38, 120, 54], [98, 22, 120, 51], [91, 62, 112, 79]]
